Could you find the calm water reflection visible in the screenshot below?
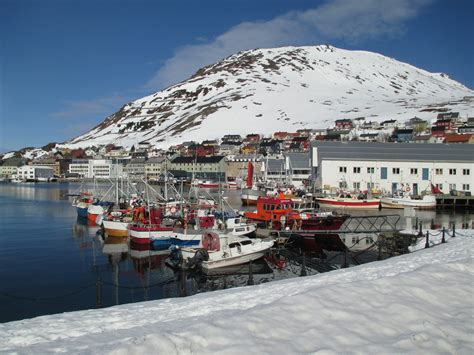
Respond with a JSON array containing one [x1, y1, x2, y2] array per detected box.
[[0, 182, 472, 323]]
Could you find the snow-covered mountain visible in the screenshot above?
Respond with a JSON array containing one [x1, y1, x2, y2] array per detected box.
[[65, 45, 474, 149]]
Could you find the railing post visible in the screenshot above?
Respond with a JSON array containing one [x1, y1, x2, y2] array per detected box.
[[425, 231, 430, 248], [247, 261, 254, 285], [96, 277, 102, 308], [300, 253, 307, 276], [442, 227, 446, 243], [452, 222, 456, 238], [342, 250, 349, 268]]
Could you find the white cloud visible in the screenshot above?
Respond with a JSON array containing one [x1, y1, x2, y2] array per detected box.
[[146, 0, 433, 90]]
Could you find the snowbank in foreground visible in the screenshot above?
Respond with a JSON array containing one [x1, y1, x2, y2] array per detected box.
[[1, 231, 473, 354]]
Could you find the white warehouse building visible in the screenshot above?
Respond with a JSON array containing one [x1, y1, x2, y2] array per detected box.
[[311, 141, 474, 195], [68, 159, 124, 179], [16, 165, 54, 182]]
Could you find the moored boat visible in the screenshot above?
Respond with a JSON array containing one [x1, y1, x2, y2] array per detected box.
[[380, 194, 436, 209], [315, 193, 380, 210], [245, 196, 349, 231], [179, 232, 274, 271]]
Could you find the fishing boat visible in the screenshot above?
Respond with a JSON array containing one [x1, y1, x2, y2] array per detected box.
[[244, 195, 348, 231], [102, 210, 133, 237], [87, 201, 113, 224], [191, 179, 220, 189], [315, 193, 380, 210], [128, 207, 175, 245], [380, 193, 436, 209], [179, 232, 274, 271], [73, 192, 93, 218]]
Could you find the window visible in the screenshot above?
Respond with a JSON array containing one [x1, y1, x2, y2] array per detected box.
[[366, 167, 375, 174], [392, 168, 400, 174], [449, 184, 456, 191], [449, 168, 456, 175], [435, 168, 443, 175], [381, 167, 387, 180], [367, 182, 374, 189], [353, 182, 360, 189], [339, 166, 347, 173], [410, 168, 418, 175], [436, 183, 443, 191], [339, 181, 347, 188], [462, 184, 470, 191], [353, 167, 361, 173], [463, 169, 470, 175]]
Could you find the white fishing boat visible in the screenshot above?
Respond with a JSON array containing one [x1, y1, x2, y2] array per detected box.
[[315, 193, 380, 210], [102, 212, 131, 237], [180, 232, 274, 271], [380, 193, 436, 209]]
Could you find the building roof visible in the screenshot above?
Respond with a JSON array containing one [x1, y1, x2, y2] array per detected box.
[[171, 156, 226, 164], [146, 157, 166, 164], [286, 152, 310, 169], [266, 158, 285, 172], [228, 154, 263, 162], [311, 141, 474, 163], [437, 112, 459, 119]]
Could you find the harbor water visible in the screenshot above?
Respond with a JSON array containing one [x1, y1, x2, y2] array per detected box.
[[0, 182, 472, 323]]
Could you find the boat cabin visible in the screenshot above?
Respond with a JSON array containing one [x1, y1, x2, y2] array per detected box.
[[244, 196, 298, 222]]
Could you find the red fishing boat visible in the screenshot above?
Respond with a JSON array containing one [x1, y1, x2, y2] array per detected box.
[[244, 195, 348, 231], [128, 207, 174, 244]]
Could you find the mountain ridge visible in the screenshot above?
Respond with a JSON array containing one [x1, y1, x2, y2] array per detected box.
[[64, 45, 474, 149]]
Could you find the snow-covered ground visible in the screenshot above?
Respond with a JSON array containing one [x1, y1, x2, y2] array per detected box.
[[1, 230, 473, 354]]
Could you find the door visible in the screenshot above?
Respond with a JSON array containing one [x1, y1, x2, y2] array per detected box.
[[381, 167, 387, 180], [422, 168, 429, 181], [391, 182, 398, 194], [413, 183, 418, 196]]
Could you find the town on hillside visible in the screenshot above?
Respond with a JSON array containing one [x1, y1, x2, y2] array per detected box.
[[1, 113, 473, 196]]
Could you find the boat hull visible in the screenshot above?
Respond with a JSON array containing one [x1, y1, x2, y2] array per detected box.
[[316, 198, 380, 210], [129, 226, 174, 244], [240, 188, 265, 206], [76, 206, 89, 218], [203, 250, 268, 270], [102, 220, 129, 237], [380, 196, 436, 209], [151, 238, 201, 250]]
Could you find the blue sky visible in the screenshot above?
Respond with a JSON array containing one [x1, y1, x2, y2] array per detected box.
[[1, 0, 473, 152]]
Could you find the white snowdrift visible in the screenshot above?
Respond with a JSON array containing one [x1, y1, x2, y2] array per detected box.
[[0, 231, 473, 354]]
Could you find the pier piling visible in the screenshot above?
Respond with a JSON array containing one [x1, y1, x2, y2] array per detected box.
[[247, 261, 254, 285], [96, 277, 102, 308], [300, 253, 307, 277]]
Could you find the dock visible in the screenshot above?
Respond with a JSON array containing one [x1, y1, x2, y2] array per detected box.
[[436, 194, 474, 209]]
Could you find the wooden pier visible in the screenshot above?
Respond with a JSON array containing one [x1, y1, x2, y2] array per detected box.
[[436, 194, 474, 209]]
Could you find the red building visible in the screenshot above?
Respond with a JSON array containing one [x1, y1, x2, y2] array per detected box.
[[434, 119, 453, 130], [431, 126, 446, 138], [335, 119, 353, 129]]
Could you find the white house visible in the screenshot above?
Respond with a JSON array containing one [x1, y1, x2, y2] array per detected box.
[[311, 141, 474, 195]]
